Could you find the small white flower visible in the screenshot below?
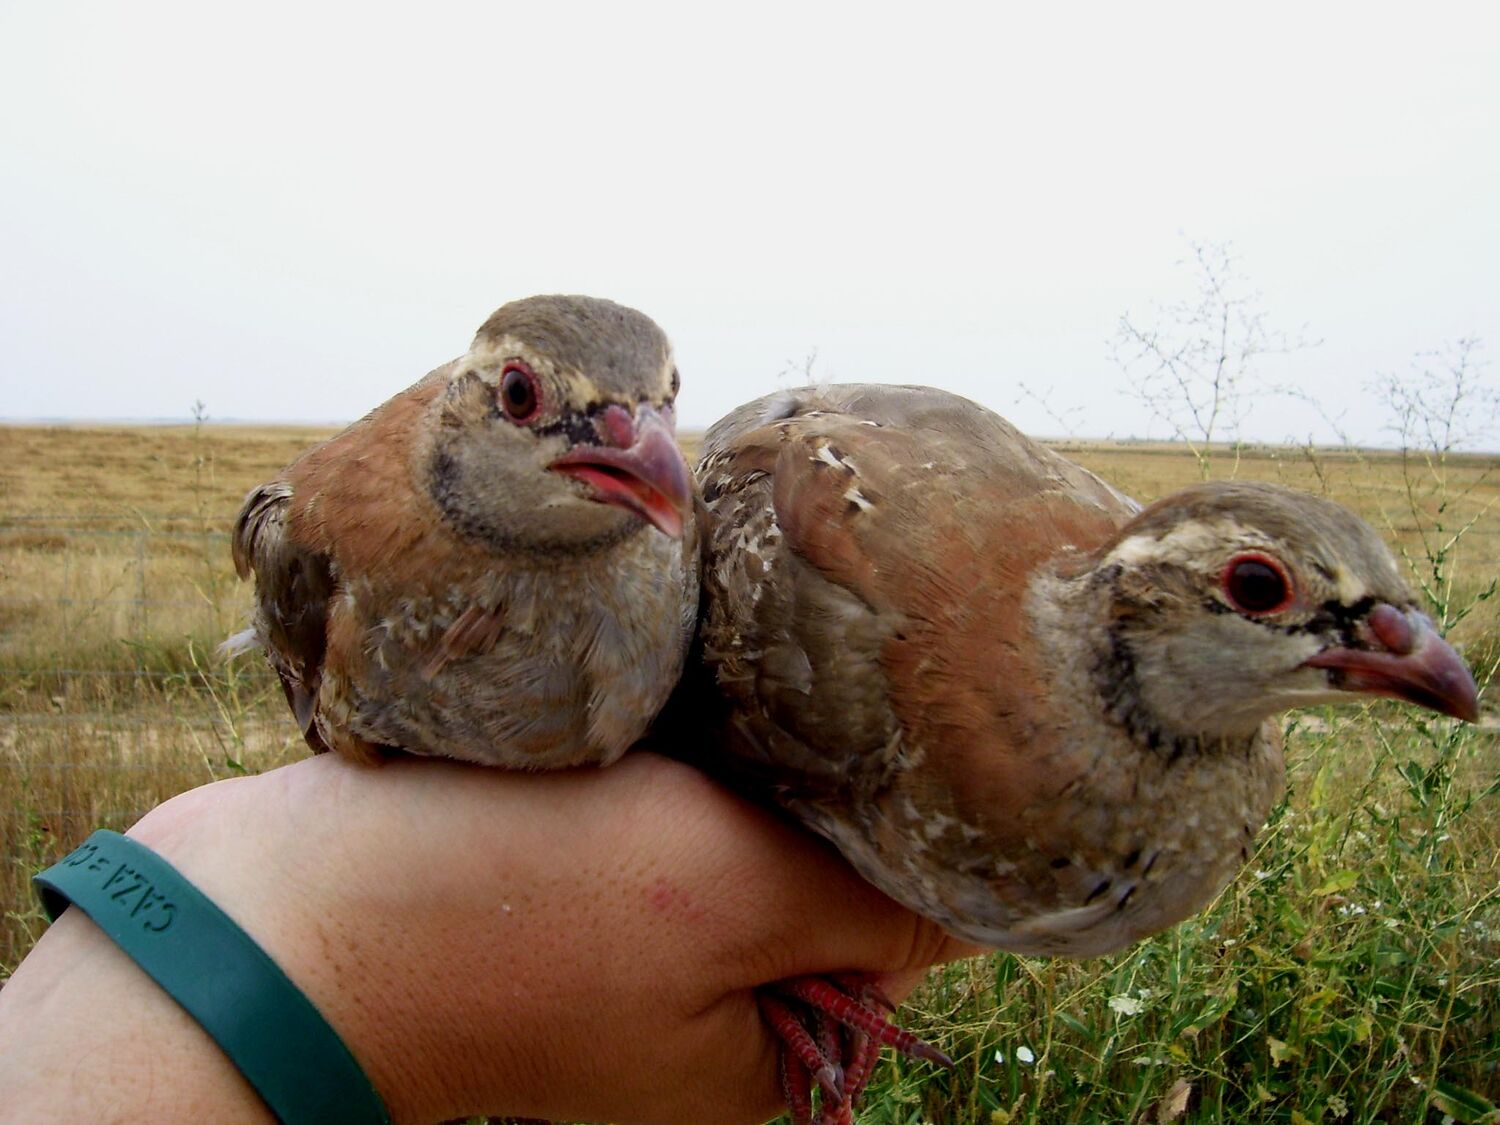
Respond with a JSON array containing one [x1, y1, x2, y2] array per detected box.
[[1109, 994, 1146, 1016], [1327, 1094, 1349, 1119], [1254, 869, 1271, 880], [1016, 1046, 1035, 1064]]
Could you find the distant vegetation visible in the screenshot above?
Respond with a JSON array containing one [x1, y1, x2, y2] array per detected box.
[[2, 411, 1496, 1121]]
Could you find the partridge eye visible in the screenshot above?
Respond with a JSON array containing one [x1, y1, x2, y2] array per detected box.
[[499, 364, 540, 422], [1222, 554, 1294, 615]]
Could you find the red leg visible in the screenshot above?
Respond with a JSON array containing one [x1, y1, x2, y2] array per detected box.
[[841, 1028, 881, 1106], [814, 1008, 842, 1084], [817, 1095, 856, 1125], [833, 972, 896, 1014], [779, 1046, 814, 1125], [839, 975, 896, 1104], [758, 992, 843, 1100]]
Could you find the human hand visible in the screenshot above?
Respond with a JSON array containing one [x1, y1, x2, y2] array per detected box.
[[0, 752, 979, 1124]]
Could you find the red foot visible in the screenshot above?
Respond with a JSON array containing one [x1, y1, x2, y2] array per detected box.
[[758, 973, 951, 1124], [778, 976, 952, 1066], [759, 993, 843, 1099]]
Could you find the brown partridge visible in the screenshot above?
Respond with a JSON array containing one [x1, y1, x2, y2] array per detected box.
[[686, 383, 1479, 1121], [229, 294, 698, 766]]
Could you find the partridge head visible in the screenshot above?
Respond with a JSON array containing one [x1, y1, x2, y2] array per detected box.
[[231, 295, 698, 767]]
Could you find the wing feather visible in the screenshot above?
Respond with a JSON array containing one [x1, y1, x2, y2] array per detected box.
[[697, 383, 1137, 814], [231, 480, 337, 753]]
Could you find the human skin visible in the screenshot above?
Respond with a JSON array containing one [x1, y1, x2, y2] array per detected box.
[[0, 752, 979, 1124]]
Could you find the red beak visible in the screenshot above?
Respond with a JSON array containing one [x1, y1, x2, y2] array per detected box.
[[549, 405, 693, 539], [1302, 604, 1480, 722]]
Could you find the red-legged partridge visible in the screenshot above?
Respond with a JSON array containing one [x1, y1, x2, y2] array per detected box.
[[688, 383, 1478, 1122], [230, 295, 698, 767]]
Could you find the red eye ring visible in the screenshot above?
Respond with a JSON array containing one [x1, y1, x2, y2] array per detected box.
[[1221, 552, 1295, 616], [499, 362, 541, 423]]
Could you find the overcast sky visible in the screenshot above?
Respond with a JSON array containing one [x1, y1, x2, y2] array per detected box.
[[3, 3, 1496, 446]]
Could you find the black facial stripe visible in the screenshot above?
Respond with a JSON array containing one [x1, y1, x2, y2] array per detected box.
[[1318, 595, 1379, 629], [531, 396, 671, 446], [1200, 594, 1379, 644], [1097, 606, 1229, 761], [533, 411, 603, 446], [1092, 563, 1286, 760]]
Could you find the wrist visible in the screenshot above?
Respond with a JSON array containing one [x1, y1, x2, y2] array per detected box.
[[0, 907, 273, 1123], [120, 776, 463, 1124]]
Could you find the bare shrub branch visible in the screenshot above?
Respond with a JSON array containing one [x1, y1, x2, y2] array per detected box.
[[1015, 381, 1084, 438], [1111, 239, 1316, 479], [1370, 339, 1498, 634]]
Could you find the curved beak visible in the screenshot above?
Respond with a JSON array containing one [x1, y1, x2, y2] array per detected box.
[[1302, 604, 1480, 722], [548, 404, 693, 539]]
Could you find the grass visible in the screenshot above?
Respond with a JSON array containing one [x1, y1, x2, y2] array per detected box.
[[2, 421, 1497, 1123]]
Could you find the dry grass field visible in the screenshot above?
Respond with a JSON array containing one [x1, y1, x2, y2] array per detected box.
[[2, 421, 1497, 1122]]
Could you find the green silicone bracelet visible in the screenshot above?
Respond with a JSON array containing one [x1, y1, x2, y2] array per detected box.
[[34, 830, 390, 1125]]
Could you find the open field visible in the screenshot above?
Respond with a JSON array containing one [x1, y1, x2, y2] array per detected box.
[[2, 422, 1498, 1122]]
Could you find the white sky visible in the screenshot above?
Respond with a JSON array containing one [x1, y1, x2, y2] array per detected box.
[[2, 2, 1497, 446]]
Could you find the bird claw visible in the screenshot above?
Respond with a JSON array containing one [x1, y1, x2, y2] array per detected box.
[[760, 973, 949, 1123]]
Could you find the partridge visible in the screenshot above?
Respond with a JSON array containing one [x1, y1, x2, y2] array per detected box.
[[229, 294, 698, 767], [687, 383, 1479, 1120]]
